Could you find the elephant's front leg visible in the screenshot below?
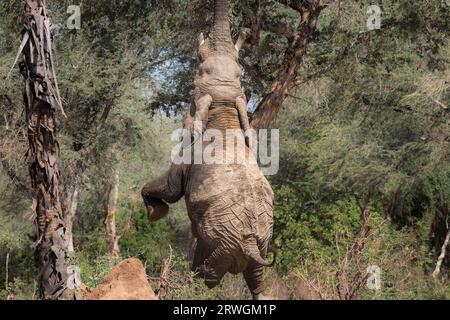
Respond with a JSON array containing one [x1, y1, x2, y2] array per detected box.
[[193, 94, 212, 138], [141, 164, 185, 222], [236, 96, 251, 147], [235, 95, 250, 133]]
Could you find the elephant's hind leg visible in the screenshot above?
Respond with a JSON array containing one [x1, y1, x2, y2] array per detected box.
[[191, 237, 213, 274], [141, 164, 185, 222], [200, 246, 232, 289], [243, 261, 266, 298]]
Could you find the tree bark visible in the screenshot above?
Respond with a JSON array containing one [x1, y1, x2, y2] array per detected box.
[[250, 0, 326, 130], [352, 188, 374, 255], [384, 184, 402, 224], [19, 0, 71, 300], [336, 186, 375, 300], [104, 172, 121, 258], [5, 248, 10, 292], [64, 187, 79, 253]]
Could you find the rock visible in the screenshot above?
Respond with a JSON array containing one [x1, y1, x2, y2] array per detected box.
[[84, 258, 158, 300]]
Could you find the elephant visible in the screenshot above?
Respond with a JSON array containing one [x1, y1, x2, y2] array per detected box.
[[141, 0, 275, 300]]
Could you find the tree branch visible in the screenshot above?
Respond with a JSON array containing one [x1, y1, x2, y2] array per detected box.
[[250, 0, 326, 129], [432, 213, 449, 279]]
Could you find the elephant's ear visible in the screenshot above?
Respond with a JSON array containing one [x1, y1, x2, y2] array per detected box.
[[189, 103, 196, 117]]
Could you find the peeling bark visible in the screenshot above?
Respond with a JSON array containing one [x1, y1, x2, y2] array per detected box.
[[19, 0, 71, 300]]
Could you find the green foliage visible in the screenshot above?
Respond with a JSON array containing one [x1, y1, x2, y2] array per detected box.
[[119, 207, 175, 276], [1, 0, 449, 300], [268, 0, 450, 299], [163, 252, 252, 300], [75, 254, 121, 289]]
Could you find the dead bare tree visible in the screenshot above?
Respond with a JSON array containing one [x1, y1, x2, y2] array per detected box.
[[336, 184, 376, 300], [104, 171, 121, 257], [156, 245, 173, 299], [432, 216, 450, 279], [18, 0, 72, 299], [63, 187, 79, 253]]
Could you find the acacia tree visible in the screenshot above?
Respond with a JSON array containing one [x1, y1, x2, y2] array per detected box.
[[18, 0, 71, 299], [249, 0, 327, 129], [149, 0, 328, 130]]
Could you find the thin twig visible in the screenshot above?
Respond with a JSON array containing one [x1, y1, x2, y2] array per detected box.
[[432, 216, 450, 279], [157, 245, 173, 299]]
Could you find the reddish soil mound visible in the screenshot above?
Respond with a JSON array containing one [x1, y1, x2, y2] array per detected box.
[[84, 258, 157, 300]]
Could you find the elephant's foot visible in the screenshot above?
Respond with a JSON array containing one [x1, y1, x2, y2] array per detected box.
[[204, 276, 220, 289], [244, 263, 270, 300], [145, 198, 169, 222], [198, 262, 224, 289]]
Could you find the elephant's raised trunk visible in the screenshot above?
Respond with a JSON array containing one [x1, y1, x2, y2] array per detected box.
[[210, 0, 234, 54], [243, 237, 276, 267]]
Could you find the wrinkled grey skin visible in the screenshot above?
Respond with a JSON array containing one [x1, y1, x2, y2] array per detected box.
[[142, 0, 274, 299], [184, 0, 250, 136]]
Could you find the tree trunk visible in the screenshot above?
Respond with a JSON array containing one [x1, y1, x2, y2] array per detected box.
[[432, 228, 450, 279], [336, 186, 375, 300], [250, 1, 326, 130], [432, 204, 449, 279], [64, 187, 79, 253], [5, 248, 10, 292], [104, 172, 120, 258], [352, 188, 374, 255], [19, 0, 71, 300]]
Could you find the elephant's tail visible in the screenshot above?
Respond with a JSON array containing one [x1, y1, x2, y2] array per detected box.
[[243, 237, 276, 267]]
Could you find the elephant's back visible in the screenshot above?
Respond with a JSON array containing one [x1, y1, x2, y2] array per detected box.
[[187, 160, 272, 213], [186, 160, 274, 251]]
